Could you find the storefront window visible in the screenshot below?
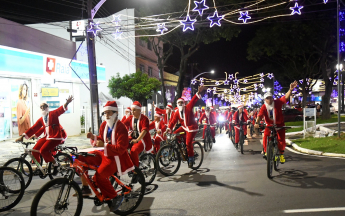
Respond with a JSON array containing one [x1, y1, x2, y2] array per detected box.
[[40, 82, 73, 113]]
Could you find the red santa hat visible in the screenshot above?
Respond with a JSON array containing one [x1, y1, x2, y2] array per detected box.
[[103, 101, 118, 112], [166, 104, 173, 110], [238, 104, 244, 109], [131, 101, 142, 110], [177, 98, 185, 103], [154, 110, 163, 118], [125, 107, 131, 112]]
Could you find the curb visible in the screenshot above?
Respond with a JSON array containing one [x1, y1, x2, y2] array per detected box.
[[286, 138, 345, 158]]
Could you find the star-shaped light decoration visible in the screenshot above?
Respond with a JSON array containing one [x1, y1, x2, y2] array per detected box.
[[267, 73, 274, 79], [213, 87, 217, 90], [290, 2, 304, 15], [200, 82, 204, 86], [207, 11, 224, 27], [254, 87, 258, 91], [243, 79, 248, 83], [224, 89, 228, 93], [233, 85, 237, 89], [254, 84, 257, 87], [200, 77, 204, 82], [225, 98, 228, 102], [191, 79, 197, 85], [274, 81, 279, 85], [217, 94, 220, 97], [324, 0, 328, 4], [234, 79, 239, 84], [180, 15, 197, 32], [236, 88, 241, 92], [87, 21, 102, 37], [229, 74, 234, 80], [243, 88, 247, 91], [260, 78, 264, 82], [238, 11, 251, 23], [112, 15, 121, 26], [259, 84, 264, 88], [213, 91, 217, 94], [224, 80, 230, 85], [333, 81, 337, 85], [221, 97, 224, 100], [260, 73, 264, 77], [192, 0, 209, 15], [113, 29, 123, 40], [299, 79, 303, 84], [207, 88, 212, 93], [230, 89, 234, 93], [156, 23, 168, 35], [215, 81, 221, 85]]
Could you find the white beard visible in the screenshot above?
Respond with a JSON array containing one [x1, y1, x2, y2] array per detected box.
[[178, 105, 184, 112], [41, 108, 49, 116], [265, 101, 274, 111], [105, 113, 117, 128], [205, 111, 210, 118], [126, 113, 130, 118]]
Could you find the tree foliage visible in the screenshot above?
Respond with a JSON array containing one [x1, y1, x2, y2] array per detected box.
[[108, 70, 161, 104]]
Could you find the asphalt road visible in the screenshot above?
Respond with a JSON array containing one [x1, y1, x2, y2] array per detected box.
[[2, 132, 345, 216]]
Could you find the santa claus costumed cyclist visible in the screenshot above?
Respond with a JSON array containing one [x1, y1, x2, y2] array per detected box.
[[149, 110, 167, 153], [164, 85, 207, 168], [199, 106, 216, 143], [232, 104, 250, 149], [16, 96, 73, 175], [255, 80, 298, 163], [121, 107, 132, 131], [123, 101, 153, 167], [79, 101, 134, 211], [152, 102, 175, 126], [227, 107, 236, 134]]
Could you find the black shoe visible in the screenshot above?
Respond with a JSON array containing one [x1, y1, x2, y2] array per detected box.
[[212, 138, 215, 143], [235, 144, 238, 149], [131, 172, 139, 184], [263, 153, 267, 160], [110, 195, 124, 212], [52, 163, 61, 176], [226, 131, 229, 134], [73, 186, 92, 197]]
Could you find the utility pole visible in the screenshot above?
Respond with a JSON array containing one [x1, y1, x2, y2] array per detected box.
[[87, 0, 100, 134]]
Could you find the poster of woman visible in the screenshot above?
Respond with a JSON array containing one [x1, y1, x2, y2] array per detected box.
[[16, 83, 31, 135]]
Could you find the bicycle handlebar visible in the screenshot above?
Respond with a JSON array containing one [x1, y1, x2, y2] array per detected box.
[[71, 152, 96, 158], [14, 141, 36, 145]]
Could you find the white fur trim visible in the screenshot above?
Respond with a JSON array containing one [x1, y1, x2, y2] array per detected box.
[[154, 113, 162, 117], [114, 155, 122, 176], [103, 120, 118, 157], [23, 133, 30, 140], [177, 98, 184, 103], [103, 106, 118, 112], [196, 93, 201, 99], [118, 166, 135, 176], [131, 105, 141, 110]]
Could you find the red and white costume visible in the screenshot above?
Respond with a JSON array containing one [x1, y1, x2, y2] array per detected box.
[[194, 108, 204, 121], [199, 110, 216, 139], [154, 104, 175, 126], [149, 111, 167, 153], [258, 96, 287, 154], [167, 93, 201, 157], [80, 101, 134, 200], [23, 105, 67, 163], [227, 110, 235, 132], [123, 101, 152, 167], [121, 107, 132, 131], [232, 105, 249, 144]]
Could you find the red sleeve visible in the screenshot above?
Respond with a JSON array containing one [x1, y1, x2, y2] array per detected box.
[[155, 107, 167, 115], [24, 118, 43, 137], [258, 105, 268, 120], [187, 93, 202, 110], [149, 121, 155, 130], [51, 105, 66, 117], [210, 113, 216, 124], [123, 115, 131, 128], [96, 121, 106, 143], [244, 112, 248, 122], [233, 112, 238, 124], [279, 95, 287, 104], [168, 111, 179, 130], [121, 116, 126, 122], [141, 115, 149, 132], [106, 121, 129, 156], [160, 121, 167, 131], [199, 113, 206, 124], [34, 127, 45, 137]]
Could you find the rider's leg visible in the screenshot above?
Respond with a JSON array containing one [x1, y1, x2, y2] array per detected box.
[[243, 125, 247, 136], [186, 131, 197, 157], [154, 137, 161, 153], [262, 128, 270, 153], [39, 140, 62, 163], [130, 141, 144, 167], [211, 126, 216, 143], [32, 138, 46, 163], [234, 127, 240, 144], [94, 155, 117, 199], [276, 129, 286, 154], [202, 125, 207, 139]]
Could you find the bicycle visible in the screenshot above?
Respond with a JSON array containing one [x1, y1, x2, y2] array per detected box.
[[248, 121, 254, 138], [201, 124, 213, 152], [234, 121, 248, 154], [260, 125, 290, 179], [139, 151, 157, 185], [30, 151, 145, 216], [156, 131, 204, 176], [3, 141, 73, 189], [228, 122, 235, 145], [0, 166, 25, 212]]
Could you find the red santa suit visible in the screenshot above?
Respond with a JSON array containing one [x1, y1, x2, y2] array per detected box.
[[232, 106, 249, 144], [194, 108, 204, 121], [79, 101, 134, 199], [199, 110, 216, 139], [121, 107, 132, 131], [123, 102, 152, 167], [167, 93, 201, 157], [23, 105, 67, 163], [258, 96, 287, 154], [149, 112, 167, 153], [154, 104, 174, 126], [227, 110, 234, 132]]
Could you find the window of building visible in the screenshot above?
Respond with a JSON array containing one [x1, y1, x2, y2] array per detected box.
[[147, 41, 152, 50], [139, 39, 145, 47], [148, 67, 153, 76], [139, 64, 145, 73]]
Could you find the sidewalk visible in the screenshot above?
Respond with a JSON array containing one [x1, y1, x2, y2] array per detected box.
[[0, 134, 90, 165]]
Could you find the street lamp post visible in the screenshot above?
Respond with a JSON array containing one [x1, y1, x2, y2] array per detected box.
[[190, 70, 215, 95], [337, 0, 341, 138]]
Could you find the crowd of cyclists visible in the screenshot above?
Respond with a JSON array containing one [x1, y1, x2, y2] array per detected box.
[[0, 81, 298, 214]]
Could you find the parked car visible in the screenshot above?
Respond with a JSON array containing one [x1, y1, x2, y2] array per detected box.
[[283, 109, 303, 122]]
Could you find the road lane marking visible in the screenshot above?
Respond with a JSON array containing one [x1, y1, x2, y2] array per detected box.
[[284, 207, 345, 213]]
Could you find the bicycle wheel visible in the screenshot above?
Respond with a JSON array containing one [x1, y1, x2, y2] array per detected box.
[[47, 153, 73, 180], [231, 129, 235, 144], [274, 145, 280, 171], [4, 158, 32, 189], [219, 125, 222, 134], [110, 166, 145, 216], [139, 153, 157, 185], [208, 135, 213, 150], [240, 130, 244, 154], [30, 178, 83, 216], [191, 142, 204, 170], [156, 144, 181, 176], [203, 137, 209, 152], [0, 167, 25, 212], [267, 141, 274, 179]]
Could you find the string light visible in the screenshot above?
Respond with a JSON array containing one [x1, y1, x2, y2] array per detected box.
[[192, 0, 209, 15], [290, 2, 304, 15], [238, 11, 251, 23]]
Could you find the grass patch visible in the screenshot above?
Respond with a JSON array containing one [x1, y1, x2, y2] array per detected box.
[[285, 115, 345, 133], [294, 133, 345, 154]]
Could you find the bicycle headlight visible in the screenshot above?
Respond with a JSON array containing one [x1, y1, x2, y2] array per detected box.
[[218, 116, 225, 122]]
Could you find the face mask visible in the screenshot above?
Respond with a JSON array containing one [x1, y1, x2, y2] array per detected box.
[[105, 112, 117, 128], [42, 108, 49, 116]]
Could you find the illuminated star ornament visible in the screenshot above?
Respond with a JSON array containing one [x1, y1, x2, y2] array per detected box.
[[234, 79, 239, 84], [112, 15, 121, 26], [267, 73, 274, 79], [215, 81, 221, 85], [259, 84, 264, 88], [299, 79, 303, 84], [290, 2, 303, 15], [213, 87, 217, 90], [207, 88, 212, 93], [87, 22, 102, 37], [192, 0, 209, 15], [207, 11, 224, 27], [180, 15, 197, 32], [260, 78, 264, 82], [224, 80, 230, 85], [200, 82, 204, 86], [113, 29, 123, 40], [260, 73, 264, 77], [238, 11, 251, 23], [156, 23, 168, 35], [243, 79, 248, 83], [200, 77, 204, 82], [191, 79, 197, 85], [229, 74, 234, 80]]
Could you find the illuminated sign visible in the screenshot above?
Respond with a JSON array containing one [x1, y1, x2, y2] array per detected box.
[[42, 88, 59, 97]]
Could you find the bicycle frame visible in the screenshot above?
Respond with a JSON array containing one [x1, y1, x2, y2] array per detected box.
[[24, 148, 47, 176]]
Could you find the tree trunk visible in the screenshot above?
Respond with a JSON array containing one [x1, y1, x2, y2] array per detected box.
[[174, 58, 188, 105], [322, 81, 332, 119]]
